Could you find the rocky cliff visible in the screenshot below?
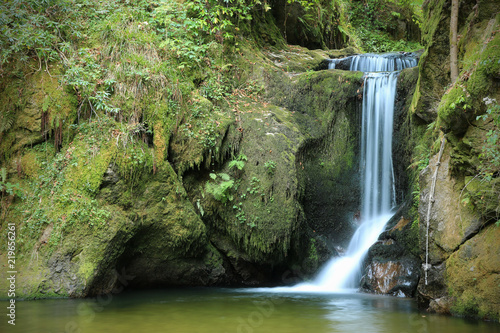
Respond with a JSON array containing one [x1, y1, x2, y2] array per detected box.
[[0, 34, 366, 297], [410, 0, 500, 321]]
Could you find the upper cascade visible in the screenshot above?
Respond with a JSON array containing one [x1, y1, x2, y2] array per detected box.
[[329, 53, 418, 72]]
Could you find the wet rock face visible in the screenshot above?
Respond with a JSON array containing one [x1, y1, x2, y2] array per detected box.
[[416, 262, 448, 309], [361, 204, 421, 297], [361, 258, 420, 297]]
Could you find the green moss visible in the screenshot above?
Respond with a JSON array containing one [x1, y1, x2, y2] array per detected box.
[[437, 13, 500, 136], [446, 225, 500, 321], [450, 291, 481, 318], [204, 244, 224, 269], [308, 238, 319, 263], [78, 261, 95, 281], [462, 14, 500, 97], [464, 176, 500, 219], [436, 84, 472, 134], [20, 151, 41, 179], [65, 138, 117, 195], [0, 67, 77, 164]]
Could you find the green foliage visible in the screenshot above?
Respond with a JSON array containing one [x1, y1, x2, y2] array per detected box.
[[62, 48, 119, 118], [205, 173, 235, 203], [228, 153, 247, 170], [449, 93, 471, 112], [0, 0, 82, 67], [308, 238, 319, 262], [477, 98, 500, 172], [282, 0, 352, 49], [200, 75, 231, 102], [233, 202, 247, 224], [247, 177, 261, 194], [0, 108, 16, 135], [232, 200, 258, 228], [155, 1, 213, 65], [68, 197, 110, 227], [155, 0, 257, 64], [348, 0, 422, 52], [357, 28, 422, 52], [264, 160, 277, 176], [0, 168, 23, 198], [466, 97, 500, 227]]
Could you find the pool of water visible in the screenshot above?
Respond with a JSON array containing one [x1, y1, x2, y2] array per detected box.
[[2, 288, 499, 333]]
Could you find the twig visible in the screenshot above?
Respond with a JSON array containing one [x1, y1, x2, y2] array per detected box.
[[424, 136, 446, 285]]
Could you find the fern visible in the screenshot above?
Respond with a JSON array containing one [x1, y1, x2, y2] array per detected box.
[[0, 109, 15, 134]]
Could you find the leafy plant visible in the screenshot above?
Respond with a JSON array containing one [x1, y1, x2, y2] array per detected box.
[[62, 48, 119, 119], [228, 153, 248, 171], [477, 97, 500, 171], [0, 0, 82, 67], [348, 0, 422, 52], [205, 172, 235, 203], [155, 0, 257, 64], [0, 109, 16, 135], [264, 160, 277, 176], [460, 97, 500, 227], [247, 177, 261, 194], [450, 93, 471, 111], [0, 168, 23, 198]]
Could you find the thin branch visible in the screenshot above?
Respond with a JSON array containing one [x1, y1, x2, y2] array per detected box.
[[424, 136, 446, 285]]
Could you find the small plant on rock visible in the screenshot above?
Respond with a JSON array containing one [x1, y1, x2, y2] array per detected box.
[[264, 160, 276, 176], [228, 153, 247, 171], [205, 172, 235, 203]]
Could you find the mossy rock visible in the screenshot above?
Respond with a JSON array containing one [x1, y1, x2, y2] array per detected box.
[[418, 146, 487, 263], [263, 46, 332, 73], [446, 225, 500, 321], [410, 0, 450, 123], [0, 68, 77, 165]]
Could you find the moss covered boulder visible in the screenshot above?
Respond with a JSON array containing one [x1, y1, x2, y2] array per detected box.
[[446, 225, 500, 320]]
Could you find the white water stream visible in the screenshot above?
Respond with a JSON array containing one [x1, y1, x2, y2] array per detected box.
[[270, 53, 418, 293]]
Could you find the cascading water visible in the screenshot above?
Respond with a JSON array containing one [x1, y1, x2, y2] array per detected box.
[[270, 53, 417, 293], [328, 53, 417, 72], [308, 70, 400, 292]]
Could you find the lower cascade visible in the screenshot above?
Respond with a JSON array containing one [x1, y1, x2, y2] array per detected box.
[[275, 53, 417, 293]]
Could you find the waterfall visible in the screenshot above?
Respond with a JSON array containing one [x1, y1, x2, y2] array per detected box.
[[329, 53, 417, 72], [270, 53, 417, 293], [308, 70, 400, 292]]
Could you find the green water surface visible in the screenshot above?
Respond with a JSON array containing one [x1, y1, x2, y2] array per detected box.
[[2, 288, 499, 333]]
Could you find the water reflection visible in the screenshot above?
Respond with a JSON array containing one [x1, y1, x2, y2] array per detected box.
[[1, 289, 498, 333]]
